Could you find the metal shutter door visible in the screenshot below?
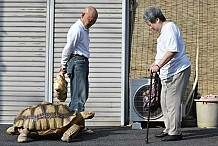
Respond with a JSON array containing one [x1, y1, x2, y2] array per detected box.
[[0, 0, 47, 123], [53, 0, 122, 126]]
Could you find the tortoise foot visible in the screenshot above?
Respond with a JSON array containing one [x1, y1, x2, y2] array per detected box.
[[17, 135, 28, 143], [17, 129, 29, 143], [61, 134, 70, 142], [6, 127, 15, 135]]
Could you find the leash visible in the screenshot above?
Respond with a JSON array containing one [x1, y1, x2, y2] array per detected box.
[[145, 70, 161, 144], [146, 71, 153, 144]]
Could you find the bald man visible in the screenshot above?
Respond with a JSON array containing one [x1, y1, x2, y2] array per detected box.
[[60, 6, 98, 133]]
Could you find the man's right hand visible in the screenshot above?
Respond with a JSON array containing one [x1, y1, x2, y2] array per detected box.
[[59, 66, 67, 74]]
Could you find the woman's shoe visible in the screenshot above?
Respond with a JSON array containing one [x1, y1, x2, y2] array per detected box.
[[155, 132, 168, 138], [161, 134, 182, 141]]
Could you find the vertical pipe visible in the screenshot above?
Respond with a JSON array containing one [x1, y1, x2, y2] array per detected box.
[[45, 0, 54, 103], [121, 0, 130, 126]]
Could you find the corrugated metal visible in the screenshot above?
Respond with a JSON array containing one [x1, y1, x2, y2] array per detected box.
[[53, 0, 123, 126], [0, 0, 47, 123]]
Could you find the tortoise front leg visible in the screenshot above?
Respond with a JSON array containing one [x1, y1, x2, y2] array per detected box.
[[17, 128, 30, 143], [61, 124, 80, 142]]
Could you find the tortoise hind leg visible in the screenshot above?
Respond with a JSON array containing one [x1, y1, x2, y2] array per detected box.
[[17, 128, 30, 143], [61, 124, 80, 142], [6, 126, 16, 135]]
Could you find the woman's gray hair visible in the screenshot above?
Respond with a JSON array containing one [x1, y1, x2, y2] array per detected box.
[[143, 6, 166, 23]]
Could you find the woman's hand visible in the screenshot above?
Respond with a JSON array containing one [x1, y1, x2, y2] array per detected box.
[[150, 63, 160, 73], [150, 51, 177, 73]]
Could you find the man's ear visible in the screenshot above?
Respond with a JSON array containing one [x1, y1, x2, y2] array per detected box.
[[81, 12, 85, 18]]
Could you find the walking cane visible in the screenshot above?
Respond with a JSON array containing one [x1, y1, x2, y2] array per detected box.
[[146, 71, 153, 144]]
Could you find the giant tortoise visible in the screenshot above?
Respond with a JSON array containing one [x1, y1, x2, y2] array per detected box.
[[6, 101, 95, 142]]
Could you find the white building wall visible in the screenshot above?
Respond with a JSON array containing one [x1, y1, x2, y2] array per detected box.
[[0, 0, 47, 124], [0, 0, 126, 126], [53, 0, 123, 126]]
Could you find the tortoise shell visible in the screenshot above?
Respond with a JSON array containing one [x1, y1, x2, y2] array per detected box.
[[13, 102, 76, 135]]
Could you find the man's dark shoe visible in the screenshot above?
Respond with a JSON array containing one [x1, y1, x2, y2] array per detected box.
[[155, 132, 168, 138], [161, 134, 182, 141]]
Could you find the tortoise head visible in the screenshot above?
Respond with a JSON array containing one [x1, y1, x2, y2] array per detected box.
[[80, 111, 95, 119]]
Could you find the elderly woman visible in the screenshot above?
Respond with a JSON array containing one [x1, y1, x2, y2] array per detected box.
[[143, 6, 191, 141]]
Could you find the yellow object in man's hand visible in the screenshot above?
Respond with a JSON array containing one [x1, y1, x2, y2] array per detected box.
[[54, 72, 68, 102]]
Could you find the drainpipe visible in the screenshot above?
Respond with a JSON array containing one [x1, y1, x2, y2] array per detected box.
[[45, 0, 54, 103], [121, 0, 130, 126]]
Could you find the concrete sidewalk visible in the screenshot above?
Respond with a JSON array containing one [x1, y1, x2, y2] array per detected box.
[[0, 124, 218, 146]]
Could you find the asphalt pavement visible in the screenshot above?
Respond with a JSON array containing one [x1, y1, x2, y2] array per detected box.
[[0, 124, 218, 146]]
